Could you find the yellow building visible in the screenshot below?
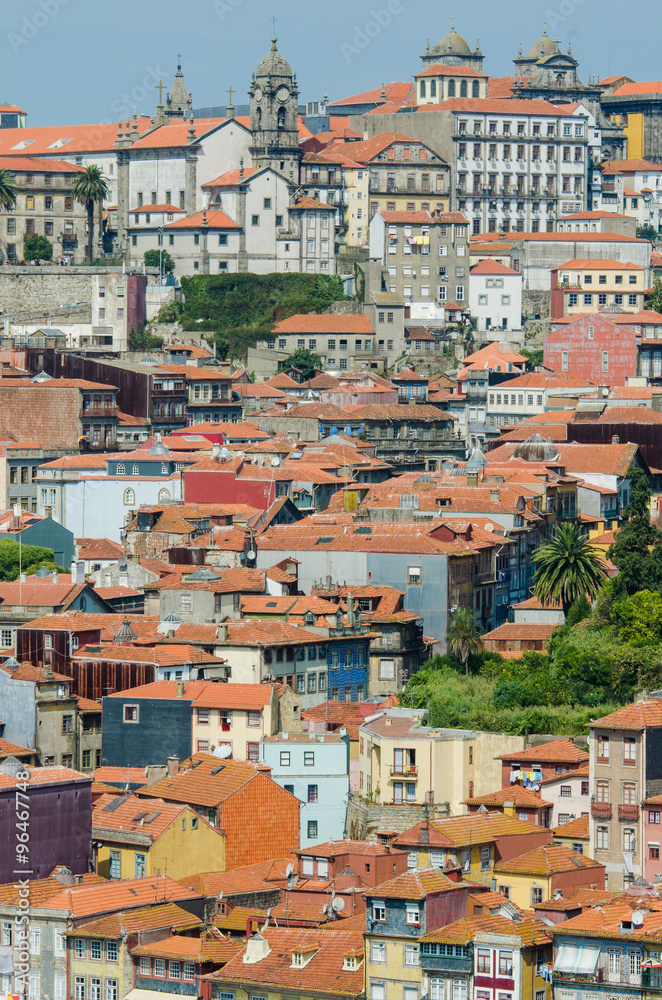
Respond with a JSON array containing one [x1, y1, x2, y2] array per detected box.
[[68, 903, 203, 1000], [359, 709, 524, 812], [93, 792, 225, 880], [553, 258, 646, 317], [493, 844, 605, 909], [392, 813, 551, 886]]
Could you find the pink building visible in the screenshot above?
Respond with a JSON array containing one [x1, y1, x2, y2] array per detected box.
[[643, 793, 662, 882]]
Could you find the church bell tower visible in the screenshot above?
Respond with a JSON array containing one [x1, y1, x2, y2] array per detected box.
[[249, 37, 300, 179]]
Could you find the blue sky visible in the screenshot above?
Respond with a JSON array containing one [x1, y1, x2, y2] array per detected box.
[[5, 0, 654, 126]]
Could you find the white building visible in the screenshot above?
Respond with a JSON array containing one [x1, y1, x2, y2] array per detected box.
[[469, 259, 522, 334]]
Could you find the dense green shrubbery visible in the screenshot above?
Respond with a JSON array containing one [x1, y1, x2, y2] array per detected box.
[[178, 273, 349, 359]]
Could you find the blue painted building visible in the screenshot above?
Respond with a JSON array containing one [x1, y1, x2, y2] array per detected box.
[[260, 731, 350, 848], [0, 512, 75, 567], [102, 693, 193, 767]]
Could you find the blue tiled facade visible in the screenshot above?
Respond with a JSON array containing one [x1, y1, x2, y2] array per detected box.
[[327, 638, 370, 701]]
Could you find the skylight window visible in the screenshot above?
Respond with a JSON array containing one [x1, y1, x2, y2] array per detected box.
[[11, 139, 34, 150], [48, 138, 73, 149]]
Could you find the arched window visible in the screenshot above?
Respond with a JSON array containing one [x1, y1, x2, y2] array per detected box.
[[430, 981, 444, 1000], [123, 488, 135, 506], [158, 488, 171, 502], [420, 80, 426, 99], [452, 983, 467, 1000], [472, 79, 480, 98], [430, 79, 436, 98], [448, 80, 456, 97], [460, 80, 468, 97], [116, 463, 125, 475], [278, 106, 286, 130], [255, 107, 261, 128], [132, 464, 139, 475]]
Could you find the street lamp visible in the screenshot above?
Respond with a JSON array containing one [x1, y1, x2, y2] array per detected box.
[[157, 227, 164, 285]]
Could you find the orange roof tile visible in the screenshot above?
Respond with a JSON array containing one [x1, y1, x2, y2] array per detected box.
[[166, 209, 239, 230], [0, 765, 90, 790], [494, 844, 603, 876], [177, 858, 292, 897], [496, 739, 588, 763], [553, 815, 589, 839], [421, 915, 551, 947], [135, 753, 261, 809], [465, 785, 552, 809], [273, 315, 373, 335], [71, 902, 202, 938], [590, 699, 662, 731], [365, 867, 473, 900]]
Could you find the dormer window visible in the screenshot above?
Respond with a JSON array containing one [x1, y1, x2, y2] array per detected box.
[[292, 952, 304, 966]]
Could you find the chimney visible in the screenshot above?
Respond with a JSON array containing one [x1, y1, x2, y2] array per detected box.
[[176, 682, 185, 698], [612, 434, 620, 445], [167, 755, 179, 777], [146, 764, 167, 786], [217, 623, 228, 642], [51, 571, 58, 584], [347, 593, 355, 628], [20, 573, 27, 583], [490, 488, 500, 503], [444, 864, 464, 883], [51, 866, 75, 886], [466, 471, 478, 487]]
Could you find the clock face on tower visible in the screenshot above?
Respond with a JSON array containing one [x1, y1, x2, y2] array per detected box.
[[276, 85, 290, 102], [254, 86, 263, 102]]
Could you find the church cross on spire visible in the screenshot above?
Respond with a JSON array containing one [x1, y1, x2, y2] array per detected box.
[[154, 80, 165, 105], [271, 16, 277, 34]]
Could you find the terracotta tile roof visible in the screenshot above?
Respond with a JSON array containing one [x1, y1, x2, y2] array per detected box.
[[0, 763, 90, 789], [272, 315, 373, 335], [394, 813, 549, 849], [258, 517, 486, 556], [71, 902, 202, 938], [0, 874, 198, 916], [553, 258, 644, 271], [481, 622, 558, 643], [177, 858, 292, 896], [541, 765, 589, 787], [381, 210, 467, 225], [206, 927, 365, 994], [94, 586, 141, 600], [108, 680, 274, 710], [486, 441, 640, 478], [129, 204, 186, 215], [75, 538, 125, 560], [420, 97, 576, 115], [496, 739, 588, 764], [74, 645, 223, 667], [94, 766, 149, 785], [552, 900, 662, 943], [421, 915, 551, 947], [0, 736, 35, 759], [166, 209, 239, 230], [234, 383, 288, 398], [92, 793, 215, 842], [132, 929, 241, 963], [465, 785, 552, 809], [553, 816, 589, 839], [201, 167, 262, 187], [0, 578, 93, 610], [511, 596, 563, 611], [590, 699, 662, 731], [129, 118, 226, 150], [494, 844, 603, 876], [471, 259, 521, 276], [76, 697, 102, 713], [487, 77, 516, 98], [135, 753, 261, 809], [298, 839, 399, 858], [416, 64, 488, 78], [327, 83, 414, 108], [365, 867, 473, 900]]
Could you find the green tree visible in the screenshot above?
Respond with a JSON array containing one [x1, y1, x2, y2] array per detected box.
[[282, 347, 322, 381], [613, 590, 662, 647], [23, 559, 67, 577], [638, 223, 659, 241], [24, 235, 53, 261], [0, 540, 59, 581], [533, 522, 608, 617], [608, 468, 662, 596], [446, 608, 481, 675], [71, 165, 110, 263], [128, 327, 164, 351], [520, 346, 544, 369], [647, 278, 662, 315], [144, 248, 175, 274], [0, 168, 17, 215]]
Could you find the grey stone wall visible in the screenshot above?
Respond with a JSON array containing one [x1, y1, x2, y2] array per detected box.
[[346, 795, 446, 841]]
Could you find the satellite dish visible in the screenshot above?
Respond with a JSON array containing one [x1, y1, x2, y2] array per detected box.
[[602, 387, 609, 397], [632, 910, 644, 926], [246, 550, 257, 561], [332, 897, 345, 912], [485, 522, 495, 532], [285, 863, 294, 877], [271, 456, 281, 467], [213, 744, 233, 759]]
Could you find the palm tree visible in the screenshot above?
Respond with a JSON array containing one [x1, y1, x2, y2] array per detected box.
[[447, 608, 481, 675], [533, 522, 608, 618], [0, 169, 17, 211], [71, 165, 109, 263]]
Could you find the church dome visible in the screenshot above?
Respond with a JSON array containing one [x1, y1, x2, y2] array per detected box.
[[513, 434, 560, 463], [528, 27, 560, 59], [435, 23, 472, 56], [256, 37, 292, 78]]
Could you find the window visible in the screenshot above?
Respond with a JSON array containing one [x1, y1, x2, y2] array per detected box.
[[247, 710, 261, 727], [597, 825, 609, 849], [452, 982, 467, 1000], [154, 959, 166, 979], [106, 941, 118, 962], [650, 810, 661, 824], [405, 944, 419, 965], [477, 949, 490, 973], [406, 902, 420, 925], [650, 845, 660, 860], [124, 704, 139, 723], [246, 742, 259, 761], [75, 979, 85, 1000], [480, 845, 490, 869], [90, 939, 102, 961], [623, 782, 637, 805], [90, 980, 101, 1000], [251, 215, 259, 226], [407, 566, 422, 585], [372, 899, 386, 922], [106, 982, 117, 1000], [624, 828, 636, 852], [560, 785, 571, 797], [371, 941, 386, 963], [135, 853, 147, 878], [183, 964, 195, 981], [29, 928, 41, 955], [169, 961, 181, 980], [280, 751, 290, 766], [304, 751, 315, 766], [530, 887, 543, 905], [624, 737, 637, 765], [74, 939, 86, 959], [308, 784, 318, 803], [55, 975, 66, 1000], [597, 735, 610, 761]]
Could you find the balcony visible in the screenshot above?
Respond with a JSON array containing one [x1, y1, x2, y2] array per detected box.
[[591, 801, 612, 818], [80, 407, 117, 419], [553, 968, 603, 985], [390, 765, 418, 779], [618, 803, 639, 820], [62, 232, 77, 244], [642, 971, 662, 989]]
